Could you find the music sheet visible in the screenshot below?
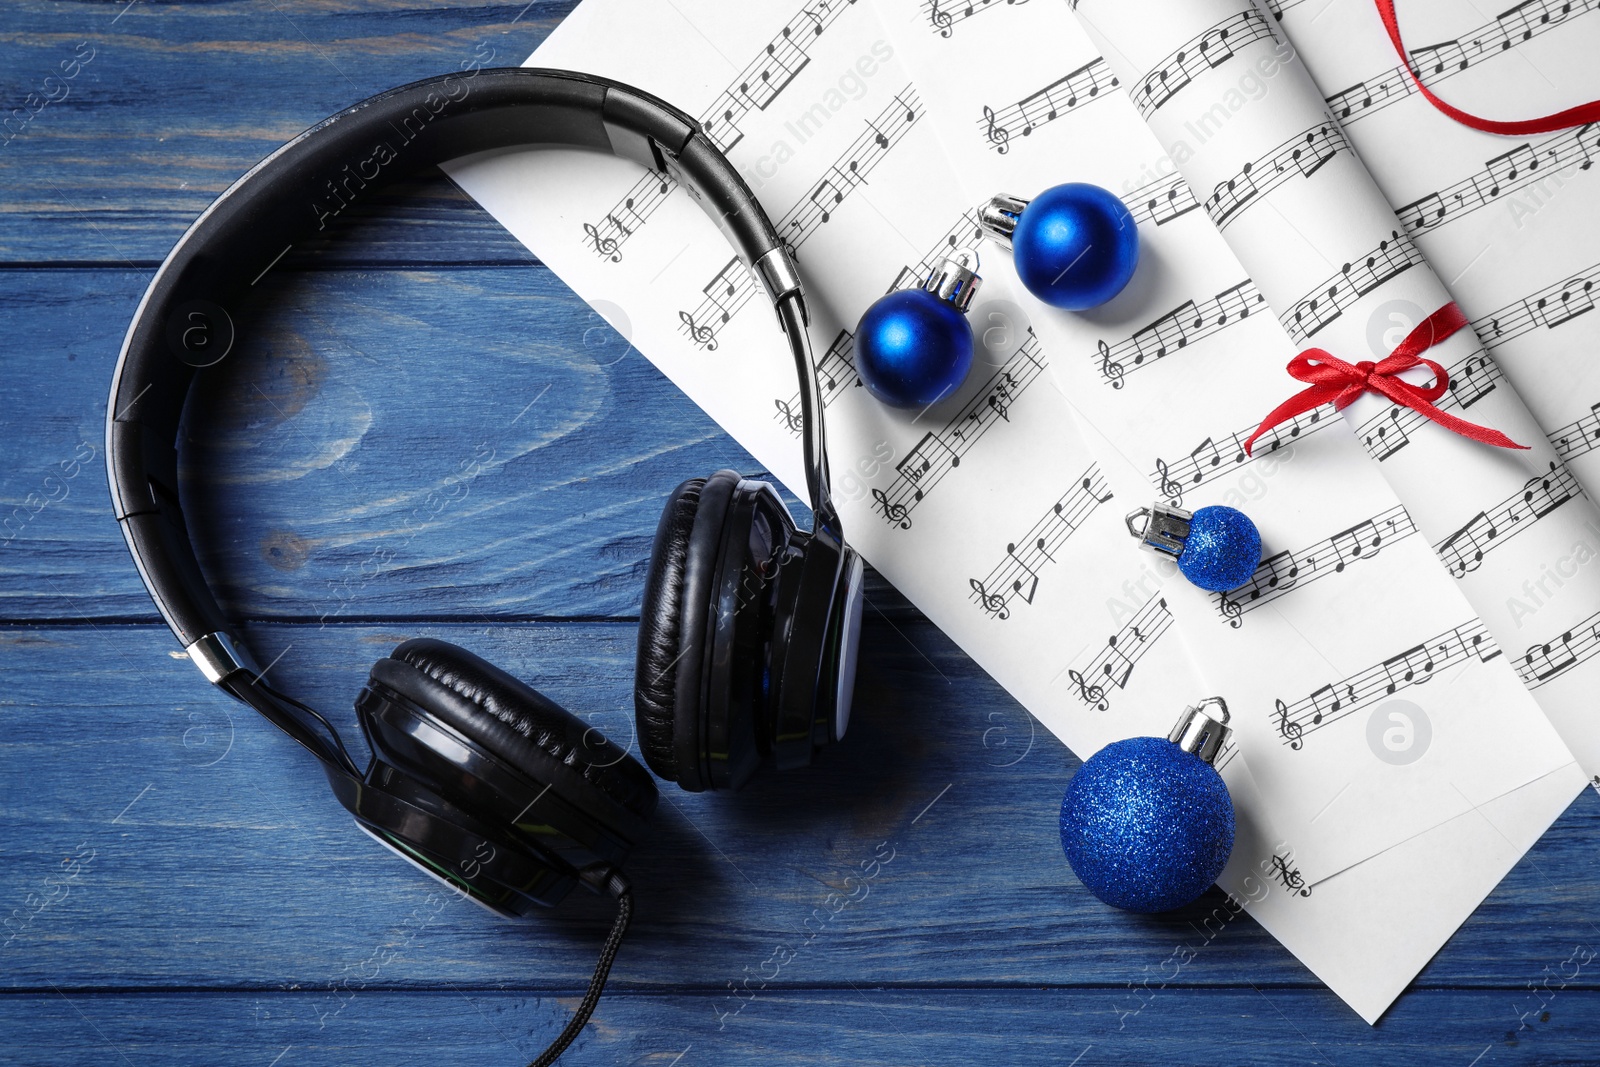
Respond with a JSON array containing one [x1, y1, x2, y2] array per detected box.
[[1279, 0, 1600, 775], [442, 0, 1594, 1023]]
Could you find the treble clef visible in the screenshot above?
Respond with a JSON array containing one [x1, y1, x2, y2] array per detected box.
[[582, 222, 621, 262], [679, 310, 718, 350], [1153, 457, 1183, 506], [1269, 853, 1312, 897], [772, 399, 803, 435], [873, 488, 912, 529], [1068, 669, 1109, 711], [1276, 698, 1304, 750], [1098, 340, 1125, 389], [1220, 595, 1243, 629], [930, 0, 954, 36], [982, 105, 1010, 154], [969, 578, 1010, 620]]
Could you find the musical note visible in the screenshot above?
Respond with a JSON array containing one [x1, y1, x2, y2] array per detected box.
[[1473, 261, 1600, 353], [1151, 405, 1334, 507], [1516, 608, 1600, 689], [1282, 230, 1424, 343], [1436, 512, 1497, 577], [922, 0, 1030, 36], [1221, 504, 1415, 626], [969, 466, 1111, 618], [876, 329, 1045, 528], [1126, 171, 1200, 227], [1428, 461, 1578, 575], [976, 59, 1119, 151], [697, 0, 865, 153], [583, 172, 676, 261], [1272, 619, 1499, 746], [1203, 123, 1350, 230], [678, 257, 759, 349], [1353, 351, 1503, 463], [1323, 0, 1599, 127], [1094, 281, 1266, 385], [1063, 594, 1172, 710], [1398, 122, 1600, 237], [1131, 9, 1277, 118], [775, 87, 922, 251], [1380, 644, 1437, 692], [1530, 276, 1598, 330], [1547, 400, 1600, 465]]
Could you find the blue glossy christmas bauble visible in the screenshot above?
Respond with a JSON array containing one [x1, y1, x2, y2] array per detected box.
[[1013, 183, 1139, 310], [1059, 735, 1235, 913], [1178, 505, 1262, 592], [855, 287, 974, 408]]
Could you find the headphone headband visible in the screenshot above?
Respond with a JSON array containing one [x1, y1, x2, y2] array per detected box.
[[108, 68, 837, 675]]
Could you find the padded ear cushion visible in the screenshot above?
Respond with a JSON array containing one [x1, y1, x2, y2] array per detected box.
[[670, 470, 741, 793], [634, 477, 704, 782], [370, 638, 658, 836]]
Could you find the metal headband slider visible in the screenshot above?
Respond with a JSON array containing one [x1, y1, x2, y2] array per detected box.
[[754, 247, 808, 328], [184, 631, 257, 685]]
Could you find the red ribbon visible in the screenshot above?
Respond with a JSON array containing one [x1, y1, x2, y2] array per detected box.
[[1376, 0, 1600, 135], [1244, 302, 1527, 456]]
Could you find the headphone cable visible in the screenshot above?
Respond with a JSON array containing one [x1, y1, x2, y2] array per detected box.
[[243, 674, 362, 777], [529, 872, 634, 1067]]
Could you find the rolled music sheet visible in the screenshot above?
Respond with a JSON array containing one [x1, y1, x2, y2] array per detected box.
[[1070, 0, 1600, 774]]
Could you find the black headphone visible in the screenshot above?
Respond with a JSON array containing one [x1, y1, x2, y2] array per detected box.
[[106, 67, 864, 1064]]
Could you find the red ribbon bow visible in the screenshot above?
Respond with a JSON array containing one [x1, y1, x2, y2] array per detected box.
[[1244, 302, 1527, 457]]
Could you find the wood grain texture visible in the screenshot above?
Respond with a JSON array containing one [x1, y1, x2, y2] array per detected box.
[[6, 990, 1600, 1066], [4, 1, 1599, 1064]]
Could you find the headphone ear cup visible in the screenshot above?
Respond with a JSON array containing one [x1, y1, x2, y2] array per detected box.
[[634, 477, 704, 783], [358, 639, 657, 895], [670, 470, 741, 792], [633, 470, 741, 792]]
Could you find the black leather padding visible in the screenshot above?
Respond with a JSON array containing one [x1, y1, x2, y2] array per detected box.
[[371, 638, 657, 832], [634, 478, 704, 781], [671, 470, 740, 792]]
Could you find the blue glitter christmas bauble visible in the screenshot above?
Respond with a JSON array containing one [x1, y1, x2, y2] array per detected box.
[[1059, 736, 1235, 913], [855, 287, 975, 408], [1013, 183, 1139, 310], [1178, 505, 1262, 593]]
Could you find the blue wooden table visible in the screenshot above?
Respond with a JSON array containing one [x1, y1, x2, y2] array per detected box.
[[4, 3, 1599, 1064]]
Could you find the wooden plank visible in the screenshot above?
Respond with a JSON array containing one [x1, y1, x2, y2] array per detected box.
[[0, 2, 566, 264], [2, 988, 1597, 1066], [0, 266, 929, 622], [3, 623, 1597, 995]]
